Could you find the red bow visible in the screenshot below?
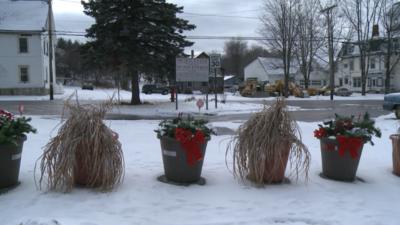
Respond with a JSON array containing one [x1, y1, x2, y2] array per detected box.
[[337, 135, 363, 159], [175, 128, 205, 166]]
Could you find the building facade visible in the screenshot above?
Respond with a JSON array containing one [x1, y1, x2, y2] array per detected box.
[[336, 37, 400, 93], [0, 0, 56, 95], [244, 57, 328, 88]]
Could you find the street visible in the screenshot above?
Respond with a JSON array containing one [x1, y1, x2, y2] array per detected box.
[[0, 99, 389, 122]]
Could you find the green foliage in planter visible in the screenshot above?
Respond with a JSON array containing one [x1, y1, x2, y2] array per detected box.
[[0, 110, 36, 145], [314, 113, 381, 145], [155, 115, 214, 139]]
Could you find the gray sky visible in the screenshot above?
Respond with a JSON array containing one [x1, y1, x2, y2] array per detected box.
[[53, 0, 264, 54]]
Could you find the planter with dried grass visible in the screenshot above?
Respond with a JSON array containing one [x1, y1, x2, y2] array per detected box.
[[227, 98, 310, 185], [36, 99, 124, 192]]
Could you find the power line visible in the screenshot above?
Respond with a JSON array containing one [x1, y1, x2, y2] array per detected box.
[[52, 31, 350, 43], [182, 12, 258, 20]]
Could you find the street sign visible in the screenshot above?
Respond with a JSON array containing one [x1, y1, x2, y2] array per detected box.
[[209, 54, 221, 68], [176, 58, 209, 82], [196, 99, 204, 110]]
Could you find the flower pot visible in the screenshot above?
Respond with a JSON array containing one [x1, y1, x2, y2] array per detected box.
[[159, 136, 208, 184], [320, 137, 364, 181], [73, 149, 102, 187], [248, 144, 290, 184], [263, 145, 290, 183], [390, 134, 400, 176], [0, 136, 27, 189]]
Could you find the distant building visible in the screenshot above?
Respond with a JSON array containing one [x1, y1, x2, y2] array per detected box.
[[177, 52, 224, 93], [244, 57, 328, 88], [0, 0, 57, 95], [335, 25, 400, 92]]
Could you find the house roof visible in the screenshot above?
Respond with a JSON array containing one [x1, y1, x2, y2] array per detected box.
[[0, 0, 49, 32], [258, 57, 298, 75]]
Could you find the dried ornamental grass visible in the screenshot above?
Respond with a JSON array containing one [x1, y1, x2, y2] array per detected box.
[[227, 98, 310, 185], [36, 100, 124, 192]]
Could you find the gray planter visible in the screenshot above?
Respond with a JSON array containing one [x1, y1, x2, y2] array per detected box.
[[320, 137, 364, 182], [0, 136, 26, 189], [159, 136, 208, 184]]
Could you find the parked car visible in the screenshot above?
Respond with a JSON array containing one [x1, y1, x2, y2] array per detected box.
[[142, 84, 169, 95], [82, 82, 94, 90], [383, 93, 400, 119], [335, 88, 352, 96]]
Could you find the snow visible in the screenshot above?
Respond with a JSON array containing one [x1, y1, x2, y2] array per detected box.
[[1, 113, 400, 225], [0, 0, 48, 32], [0, 86, 385, 102]]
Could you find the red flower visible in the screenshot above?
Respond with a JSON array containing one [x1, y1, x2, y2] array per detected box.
[[314, 127, 327, 138], [0, 109, 13, 121]]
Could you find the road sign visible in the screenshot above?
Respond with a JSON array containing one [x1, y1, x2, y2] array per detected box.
[[176, 58, 209, 82], [196, 99, 204, 110], [209, 54, 221, 68]]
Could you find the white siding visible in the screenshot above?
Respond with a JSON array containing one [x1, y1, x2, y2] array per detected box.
[[244, 59, 269, 82], [0, 33, 44, 88]]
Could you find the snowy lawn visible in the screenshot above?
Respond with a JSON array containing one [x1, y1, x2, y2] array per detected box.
[[1, 113, 400, 225], [0, 86, 385, 102]]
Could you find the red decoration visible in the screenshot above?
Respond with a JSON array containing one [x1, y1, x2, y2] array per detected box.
[[0, 109, 13, 120], [337, 135, 363, 159], [175, 128, 205, 166], [314, 128, 327, 138]]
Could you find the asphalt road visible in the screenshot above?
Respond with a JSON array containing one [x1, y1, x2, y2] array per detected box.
[[0, 99, 390, 122]]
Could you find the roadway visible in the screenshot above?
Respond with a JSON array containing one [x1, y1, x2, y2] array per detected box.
[[0, 99, 389, 122]]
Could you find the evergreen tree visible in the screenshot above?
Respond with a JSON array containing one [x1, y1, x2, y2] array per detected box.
[[82, 0, 195, 104]]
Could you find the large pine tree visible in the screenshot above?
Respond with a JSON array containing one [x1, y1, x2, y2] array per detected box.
[[82, 0, 195, 104]]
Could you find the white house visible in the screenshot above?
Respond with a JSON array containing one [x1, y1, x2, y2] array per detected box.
[[244, 57, 297, 84], [244, 57, 328, 88], [0, 0, 56, 95], [335, 31, 400, 93]]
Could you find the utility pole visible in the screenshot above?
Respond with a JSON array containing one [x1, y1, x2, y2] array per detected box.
[[48, 0, 54, 100], [321, 4, 337, 101]]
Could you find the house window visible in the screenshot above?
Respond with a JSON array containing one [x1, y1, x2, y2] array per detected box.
[[350, 60, 354, 71], [370, 58, 376, 69], [343, 64, 348, 69], [201, 82, 208, 87], [19, 37, 28, 53], [377, 78, 383, 87], [187, 82, 192, 87], [339, 78, 343, 86], [353, 77, 361, 88], [311, 80, 321, 86], [19, 66, 29, 83], [348, 45, 355, 53], [46, 68, 49, 83], [299, 80, 305, 86], [344, 78, 349, 85]]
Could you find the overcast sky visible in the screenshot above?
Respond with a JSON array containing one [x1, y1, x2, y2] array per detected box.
[[52, 0, 264, 54]]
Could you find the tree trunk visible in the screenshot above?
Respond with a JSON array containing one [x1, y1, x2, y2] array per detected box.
[[130, 70, 141, 105]]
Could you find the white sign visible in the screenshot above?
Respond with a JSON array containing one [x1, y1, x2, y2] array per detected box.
[[209, 54, 221, 68], [176, 58, 209, 82]]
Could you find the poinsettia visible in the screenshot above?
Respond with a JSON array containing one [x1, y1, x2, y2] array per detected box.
[[314, 113, 381, 145], [155, 114, 214, 139], [0, 108, 36, 145]]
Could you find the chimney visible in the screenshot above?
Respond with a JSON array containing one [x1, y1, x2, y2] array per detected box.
[[372, 24, 379, 39]]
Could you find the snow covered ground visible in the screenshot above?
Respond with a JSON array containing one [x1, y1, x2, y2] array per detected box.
[[0, 86, 385, 102], [1, 113, 399, 225]]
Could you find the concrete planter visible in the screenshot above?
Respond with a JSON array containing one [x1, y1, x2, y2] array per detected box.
[[390, 134, 400, 176], [159, 136, 208, 184], [320, 137, 364, 182], [0, 136, 27, 189]]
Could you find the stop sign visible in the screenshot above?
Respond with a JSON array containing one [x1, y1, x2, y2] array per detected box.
[[196, 99, 204, 110]]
